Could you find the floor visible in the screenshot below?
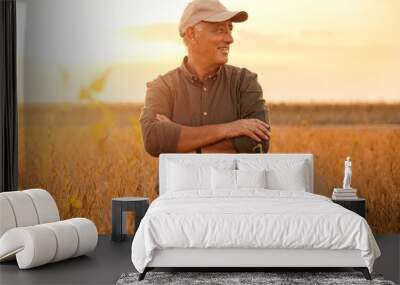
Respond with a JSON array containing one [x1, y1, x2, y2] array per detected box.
[[0, 235, 399, 285], [0, 236, 135, 285]]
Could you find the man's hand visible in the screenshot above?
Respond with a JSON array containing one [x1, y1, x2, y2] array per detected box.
[[222, 119, 271, 142], [156, 114, 171, 123]]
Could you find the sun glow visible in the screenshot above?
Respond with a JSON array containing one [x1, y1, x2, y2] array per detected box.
[[19, 0, 400, 103]]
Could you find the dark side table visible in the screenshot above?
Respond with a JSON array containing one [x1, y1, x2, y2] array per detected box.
[[112, 197, 149, 242], [332, 198, 366, 218]]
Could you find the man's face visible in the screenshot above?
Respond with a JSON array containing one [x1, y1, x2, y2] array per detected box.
[[190, 20, 234, 66]]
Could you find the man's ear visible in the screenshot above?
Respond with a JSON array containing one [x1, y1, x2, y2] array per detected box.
[[186, 27, 196, 42]]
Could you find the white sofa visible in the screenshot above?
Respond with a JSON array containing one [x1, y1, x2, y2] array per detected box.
[[0, 189, 98, 269]]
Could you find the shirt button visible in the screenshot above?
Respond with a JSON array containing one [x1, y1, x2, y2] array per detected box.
[[203, 112, 208, 116]]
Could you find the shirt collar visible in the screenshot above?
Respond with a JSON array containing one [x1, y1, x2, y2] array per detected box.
[[180, 56, 222, 84]]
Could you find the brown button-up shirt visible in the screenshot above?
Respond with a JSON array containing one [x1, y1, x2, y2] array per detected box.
[[139, 56, 270, 157]]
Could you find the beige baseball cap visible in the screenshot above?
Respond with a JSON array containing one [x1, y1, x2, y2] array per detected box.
[[179, 0, 248, 37]]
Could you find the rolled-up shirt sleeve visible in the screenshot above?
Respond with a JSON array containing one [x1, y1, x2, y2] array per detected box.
[[139, 76, 181, 157], [232, 69, 271, 153]]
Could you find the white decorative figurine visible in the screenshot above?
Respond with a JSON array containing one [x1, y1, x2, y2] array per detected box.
[[342, 156, 352, 189]]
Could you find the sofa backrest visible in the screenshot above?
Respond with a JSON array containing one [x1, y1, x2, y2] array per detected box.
[[159, 153, 314, 195], [0, 189, 60, 238]]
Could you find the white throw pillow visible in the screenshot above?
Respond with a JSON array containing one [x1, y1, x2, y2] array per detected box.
[[237, 169, 267, 188], [265, 164, 307, 191], [167, 162, 212, 191], [237, 159, 308, 191], [211, 168, 237, 190], [211, 169, 267, 190]]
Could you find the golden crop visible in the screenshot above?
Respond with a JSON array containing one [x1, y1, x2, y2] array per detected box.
[[18, 103, 400, 234]]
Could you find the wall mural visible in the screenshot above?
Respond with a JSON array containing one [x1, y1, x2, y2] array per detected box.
[[17, 0, 400, 234]]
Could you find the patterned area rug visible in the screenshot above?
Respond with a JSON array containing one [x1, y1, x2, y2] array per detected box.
[[116, 271, 396, 285]]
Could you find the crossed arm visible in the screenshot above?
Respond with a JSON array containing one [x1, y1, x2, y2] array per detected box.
[[155, 114, 270, 154]]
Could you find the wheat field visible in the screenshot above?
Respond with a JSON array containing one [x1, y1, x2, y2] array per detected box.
[[18, 103, 400, 234]]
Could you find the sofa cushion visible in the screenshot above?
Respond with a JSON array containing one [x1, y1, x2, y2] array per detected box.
[[24, 189, 60, 224], [0, 192, 39, 227]]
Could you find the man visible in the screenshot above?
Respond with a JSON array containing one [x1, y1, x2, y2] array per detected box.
[[140, 0, 271, 158]]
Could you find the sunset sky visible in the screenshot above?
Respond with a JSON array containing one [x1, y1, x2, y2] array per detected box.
[[18, 0, 400, 103]]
